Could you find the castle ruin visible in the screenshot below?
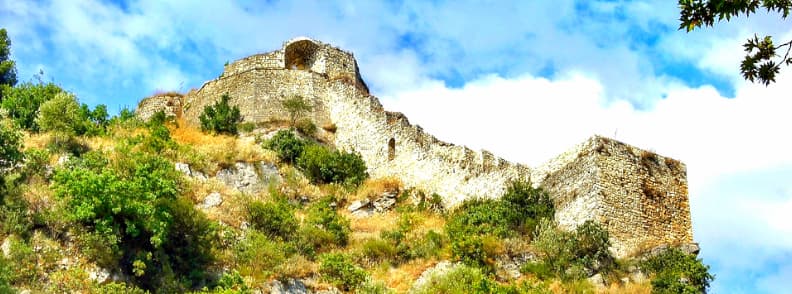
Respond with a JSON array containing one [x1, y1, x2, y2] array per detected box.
[[136, 37, 693, 257]]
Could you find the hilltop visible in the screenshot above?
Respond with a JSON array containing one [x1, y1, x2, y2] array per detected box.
[[0, 37, 713, 293]]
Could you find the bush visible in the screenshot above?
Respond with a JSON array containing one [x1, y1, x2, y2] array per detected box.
[[0, 121, 23, 172], [0, 256, 11, 294], [234, 231, 292, 281], [501, 181, 554, 235], [641, 248, 713, 294], [22, 148, 49, 179], [297, 144, 368, 187], [199, 94, 242, 135], [295, 118, 317, 136], [528, 220, 615, 280], [361, 238, 398, 263], [446, 199, 520, 239], [0, 81, 63, 132], [247, 199, 298, 240], [305, 196, 351, 247], [281, 95, 312, 127], [37, 92, 85, 140], [319, 253, 368, 291], [53, 151, 216, 290], [264, 130, 305, 163]]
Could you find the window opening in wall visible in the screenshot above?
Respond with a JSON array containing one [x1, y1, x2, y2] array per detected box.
[[388, 138, 396, 161]]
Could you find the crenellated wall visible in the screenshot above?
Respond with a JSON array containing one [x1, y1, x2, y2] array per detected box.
[[137, 37, 694, 257]]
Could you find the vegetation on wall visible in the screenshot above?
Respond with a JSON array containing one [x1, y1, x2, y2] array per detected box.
[[199, 93, 242, 135]]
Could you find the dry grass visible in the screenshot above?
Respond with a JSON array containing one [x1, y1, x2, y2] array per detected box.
[[349, 177, 402, 202], [22, 132, 52, 150], [600, 282, 652, 294], [370, 258, 440, 293], [186, 179, 252, 228], [169, 118, 275, 173]]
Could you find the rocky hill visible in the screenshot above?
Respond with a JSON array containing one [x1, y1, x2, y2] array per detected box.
[[0, 37, 713, 293]]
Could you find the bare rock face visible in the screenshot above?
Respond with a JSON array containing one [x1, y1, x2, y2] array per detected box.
[[409, 261, 458, 293], [346, 190, 399, 218], [201, 192, 223, 209], [216, 162, 281, 195], [88, 267, 111, 283], [1, 236, 11, 258], [174, 162, 207, 181], [269, 278, 308, 294]]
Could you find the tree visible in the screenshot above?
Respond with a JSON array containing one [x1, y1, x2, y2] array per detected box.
[[0, 82, 63, 131], [199, 93, 242, 135], [37, 92, 83, 144], [0, 28, 17, 95], [0, 121, 22, 172], [281, 95, 312, 127], [679, 0, 792, 85]]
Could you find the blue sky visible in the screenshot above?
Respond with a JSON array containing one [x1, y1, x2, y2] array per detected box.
[[3, 0, 792, 292]]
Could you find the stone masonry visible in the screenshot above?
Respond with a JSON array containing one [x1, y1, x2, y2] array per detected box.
[[137, 37, 694, 257]]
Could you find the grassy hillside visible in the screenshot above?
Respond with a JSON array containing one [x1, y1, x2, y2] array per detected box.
[[0, 86, 712, 293]]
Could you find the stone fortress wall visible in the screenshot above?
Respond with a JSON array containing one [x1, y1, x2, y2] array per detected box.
[[137, 37, 694, 257]]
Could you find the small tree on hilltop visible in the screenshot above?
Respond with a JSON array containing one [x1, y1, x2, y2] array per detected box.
[[199, 93, 242, 135], [281, 95, 312, 127], [37, 92, 84, 145]]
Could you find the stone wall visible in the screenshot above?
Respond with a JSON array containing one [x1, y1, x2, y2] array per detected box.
[[136, 37, 694, 257], [535, 136, 692, 257], [135, 94, 183, 121], [324, 81, 532, 207]]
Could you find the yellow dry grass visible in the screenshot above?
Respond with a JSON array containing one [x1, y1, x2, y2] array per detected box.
[[349, 177, 402, 202], [600, 282, 652, 294], [372, 258, 440, 293], [22, 132, 51, 150], [168, 119, 275, 173], [186, 179, 252, 228]]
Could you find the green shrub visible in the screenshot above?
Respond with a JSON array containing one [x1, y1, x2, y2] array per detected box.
[[295, 118, 317, 136], [234, 231, 292, 281], [501, 181, 554, 235], [293, 225, 336, 257], [361, 238, 398, 263], [140, 123, 177, 153], [37, 92, 85, 140], [296, 144, 368, 187], [0, 121, 22, 172], [53, 150, 217, 290], [238, 122, 256, 133], [199, 94, 242, 135], [641, 248, 713, 294], [160, 198, 218, 289], [247, 199, 298, 240], [22, 148, 49, 179], [281, 95, 313, 127], [0, 81, 63, 132], [450, 235, 488, 268], [305, 196, 351, 247], [0, 256, 12, 294], [319, 253, 368, 291], [264, 130, 305, 163], [411, 264, 496, 294], [445, 199, 519, 239], [528, 220, 615, 280]]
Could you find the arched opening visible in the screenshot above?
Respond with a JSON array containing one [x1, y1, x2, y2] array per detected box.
[[284, 39, 320, 70], [388, 138, 396, 161]]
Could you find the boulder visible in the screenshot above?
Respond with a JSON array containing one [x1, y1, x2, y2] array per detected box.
[[269, 278, 308, 294], [201, 192, 223, 209]]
